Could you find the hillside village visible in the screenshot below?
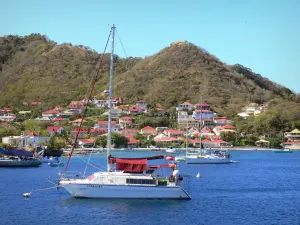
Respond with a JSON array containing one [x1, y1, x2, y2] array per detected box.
[[1, 95, 298, 151]]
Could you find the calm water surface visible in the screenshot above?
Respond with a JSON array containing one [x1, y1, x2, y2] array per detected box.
[[0, 150, 300, 225]]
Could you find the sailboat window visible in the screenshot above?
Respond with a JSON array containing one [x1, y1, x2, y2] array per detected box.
[[126, 178, 156, 185]]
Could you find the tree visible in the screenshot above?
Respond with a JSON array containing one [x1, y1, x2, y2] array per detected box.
[[112, 133, 129, 148], [96, 136, 107, 148], [24, 120, 48, 136], [0, 127, 21, 141], [48, 135, 67, 150]]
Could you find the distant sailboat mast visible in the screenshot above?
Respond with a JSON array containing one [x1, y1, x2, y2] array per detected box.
[[107, 24, 115, 172], [199, 96, 203, 153], [186, 114, 188, 158]]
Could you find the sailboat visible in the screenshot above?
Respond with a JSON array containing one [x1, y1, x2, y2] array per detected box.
[[186, 97, 232, 164], [59, 25, 191, 199]]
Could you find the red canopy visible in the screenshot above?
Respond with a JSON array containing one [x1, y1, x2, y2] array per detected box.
[[116, 158, 147, 172]]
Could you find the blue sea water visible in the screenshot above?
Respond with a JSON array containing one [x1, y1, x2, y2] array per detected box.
[[1, 150, 300, 225]]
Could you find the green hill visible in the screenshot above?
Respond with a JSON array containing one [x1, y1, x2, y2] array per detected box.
[[0, 34, 297, 114]]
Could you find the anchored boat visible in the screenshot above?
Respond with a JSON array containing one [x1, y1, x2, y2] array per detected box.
[[59, 25, 190, 199], [0, 148, 42, 167]]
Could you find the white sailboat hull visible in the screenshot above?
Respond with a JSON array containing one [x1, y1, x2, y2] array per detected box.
[[186, 157, 231, 164], [60, 183, 190, 199]]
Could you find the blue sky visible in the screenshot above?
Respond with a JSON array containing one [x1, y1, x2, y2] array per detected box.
[[1, 0, 299, 92]]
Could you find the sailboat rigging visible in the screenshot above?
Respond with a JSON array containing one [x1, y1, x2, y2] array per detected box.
[[59, 25, 191, 199]]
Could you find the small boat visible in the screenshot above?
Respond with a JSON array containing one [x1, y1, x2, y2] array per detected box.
[[42, 156, 59, 163], [0, 148, 42, 167], [175, 156, 186, 162], [186, 150, 232, 164], [272, 149, 292, 153], [0, 156, 42, 167], [165, 148, 179, 154], [48, 162, 64, 167]]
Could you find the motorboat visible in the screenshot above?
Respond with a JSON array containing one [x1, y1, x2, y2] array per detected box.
[[186, 149, 232, 164], [272, 149, 292, 153]]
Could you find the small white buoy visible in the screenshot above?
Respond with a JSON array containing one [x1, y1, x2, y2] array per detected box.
[[23, 192, 31, 198], [196, 172, 200, 178]]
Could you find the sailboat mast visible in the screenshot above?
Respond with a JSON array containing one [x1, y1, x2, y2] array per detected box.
[[186, 115, 188, 158], [199, 96, 203, 152], [107, 24, 115, 172]]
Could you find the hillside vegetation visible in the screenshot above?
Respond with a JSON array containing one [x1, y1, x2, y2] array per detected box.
[[0, 34, 299, 116]]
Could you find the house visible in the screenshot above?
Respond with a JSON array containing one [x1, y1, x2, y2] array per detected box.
[[18, 111, 31, 115], [140, 126, 156, 136], [202, 118, 215, 129], [120, 128, 138, 136], [2, 134, 49, 148], [78, 138, 96, 147], [194, 103, 210, 111], [72, 128, 89, 138], [284, 129, 300, 141], [110, 109, 123, 118], [189, 139, 229, 148], [116, 105, 130, 111], [127, 106, 146, 115], [0, 108, 13, 114], [94, 121, 120, 132], [214, 117, 232, 126], [23, 101, 29, 106], [0, 114, 16, 122], [222, 124, 236, 131], [156, 127, 168, 133], [70, 118, 88, 126], [177, 111, 201, 130], [68, 101, 85, 114], [35, 116, 51, 122], [213, 126, 223, 136], [42, 109, 60, 117], [93, 99, 108, 108], [154, 137, 179, 143], [176, 102, 194, 111], [90, 128, 106, 136], [136, 100, 147, 109], [163, 129, 184, 138], [53, 117, 64, 123], [47, 126, 64, 135], [200, 127, 215, 139], [149, 108, 165, 117], [112, 97, 122, 107], [238, 103, 264, 118], [93, 97, 121, 108], [125, 135, 139, 146], [119, 116, 134, 125], [128, 107, 140, 115], [31, 102, 41, 106], [192, 110, 214, 121]]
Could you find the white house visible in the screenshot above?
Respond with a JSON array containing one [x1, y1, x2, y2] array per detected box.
[[136, 100, 147, 109], [2, 134, 50, 148], [176, 102, 194, 111]]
